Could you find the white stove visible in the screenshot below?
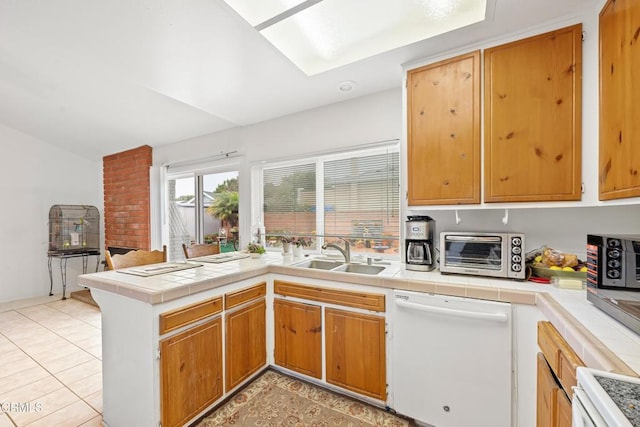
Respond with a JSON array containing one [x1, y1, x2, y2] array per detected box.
[[573, 367, 640, 426]]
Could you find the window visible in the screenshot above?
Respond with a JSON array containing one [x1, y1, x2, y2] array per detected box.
[[257, 142, 400, 257], [166, 171, 239, 261]]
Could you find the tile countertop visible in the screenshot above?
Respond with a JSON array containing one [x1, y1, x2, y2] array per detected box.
[[77, 252, 640, 376]]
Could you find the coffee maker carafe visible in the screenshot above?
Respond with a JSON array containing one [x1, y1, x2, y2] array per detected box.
[[405, 216, 436, 271]]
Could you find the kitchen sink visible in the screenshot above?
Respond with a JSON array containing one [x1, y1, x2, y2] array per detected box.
[[292, 259, 345, 270], [292, 259, 385, 275], [332, 263, 386, 275]]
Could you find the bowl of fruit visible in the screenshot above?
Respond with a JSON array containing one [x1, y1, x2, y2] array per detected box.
[[528, 247, 587, 280]]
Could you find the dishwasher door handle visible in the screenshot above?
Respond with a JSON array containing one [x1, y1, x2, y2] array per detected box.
[[395, 299, 508, 323]]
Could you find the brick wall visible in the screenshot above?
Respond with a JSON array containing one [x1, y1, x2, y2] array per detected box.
[[103, 145, 152, 250]]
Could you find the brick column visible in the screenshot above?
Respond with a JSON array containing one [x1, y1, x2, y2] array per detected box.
[[103, 145, 153, 250]]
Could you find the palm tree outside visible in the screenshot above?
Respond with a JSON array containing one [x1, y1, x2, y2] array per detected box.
[[207, 178, 239, 251]]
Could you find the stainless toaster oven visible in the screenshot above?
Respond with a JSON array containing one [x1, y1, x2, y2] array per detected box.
[[439, 231, 526, 280]]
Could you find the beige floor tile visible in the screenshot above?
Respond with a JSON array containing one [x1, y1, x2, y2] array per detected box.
[[48, 299, 100, 312], [0, 325, 38, 338], [11, 331, 64, 349], [0, 337, 18, 350], [0, 365, 50, 395], [37, 349, 95, 374], [9, 387, 78, 425], [83, 344, 102, 359], [78, 414, 103, 427], [0, 295, 61, 314], [0, 299, 104, 426], [55, 323, 99, 341], [0, 357, 39, 379], [72, 335, 101, 351], [55, 359, 102, 386], [0, 376, 64, 410], [66, 372, 102, 398], [0, 311, 27, 325], [4, 329, 58, 347], [0, 348, 31, 370], [28, 341, 83, 364], [83, 390, 102, 414], [0, 413, 14, 427], [23, 399, 98, 427], [84, 318, 101, 329], [35, 319, 79, 331], [0, 334, 11, 345]]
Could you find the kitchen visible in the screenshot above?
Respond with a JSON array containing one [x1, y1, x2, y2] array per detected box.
[[1, 0, 640, 426]]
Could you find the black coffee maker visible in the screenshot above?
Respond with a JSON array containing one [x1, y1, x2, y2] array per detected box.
[[405, 216, 436, 271]]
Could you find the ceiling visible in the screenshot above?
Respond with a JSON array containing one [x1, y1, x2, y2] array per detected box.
[[0, 0, 593, 161]]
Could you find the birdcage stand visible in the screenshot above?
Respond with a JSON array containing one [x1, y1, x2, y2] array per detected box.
[[48, 250, 101, 299]]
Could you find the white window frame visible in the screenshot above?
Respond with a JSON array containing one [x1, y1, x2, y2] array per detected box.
[[252, 140, 400, 258]]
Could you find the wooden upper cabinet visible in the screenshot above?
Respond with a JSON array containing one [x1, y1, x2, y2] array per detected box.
[[599, 0, 640, 200], [407, 50, 481, 205], [484, 24, 583, 202]]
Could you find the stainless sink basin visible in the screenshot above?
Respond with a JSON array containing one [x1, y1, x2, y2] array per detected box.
[[292, 259, 345, 270], [332, 263, 386, 275], [292, 259, 385, 275]]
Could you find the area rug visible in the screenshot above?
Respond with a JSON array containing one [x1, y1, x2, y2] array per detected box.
[[197, 370, 412, 426]]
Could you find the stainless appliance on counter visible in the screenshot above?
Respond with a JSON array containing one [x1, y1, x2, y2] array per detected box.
[[573, 367, 640, 426], [439, 231, 526, 280], [405, 216, 436, 271], [586, 234, 640, 335]]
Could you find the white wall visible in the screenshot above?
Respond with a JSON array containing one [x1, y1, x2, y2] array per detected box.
[[153, 2, 640, 259], [0, 124, 102, 303]]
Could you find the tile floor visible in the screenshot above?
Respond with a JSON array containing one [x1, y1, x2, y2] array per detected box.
[[0, 296, 102, 426]]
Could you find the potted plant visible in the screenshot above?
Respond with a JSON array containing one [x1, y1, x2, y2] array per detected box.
[[291, 236, 310, 257], [281, 236, 293, 254], [246, 242, 266, 258]]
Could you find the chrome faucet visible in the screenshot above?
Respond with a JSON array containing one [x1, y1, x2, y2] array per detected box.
[[321, 238, 351, 263]]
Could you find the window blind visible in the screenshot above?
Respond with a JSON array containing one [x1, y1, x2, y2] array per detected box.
[[259, 142, 400, 255]]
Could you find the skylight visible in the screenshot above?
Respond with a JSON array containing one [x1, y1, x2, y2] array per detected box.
[[222, 0, 488, 75]]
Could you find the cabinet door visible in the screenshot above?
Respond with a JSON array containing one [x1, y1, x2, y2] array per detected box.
[[225, 299, 266, 392], [160, 317, 223, 427], [325, 308, 386, 400], [599, 0, 640, 200], [555, 389, 572, 427], [484, 24, 582, 202], [407, 51, 481, 205], [273, 299, 322, 378], [536, 353, 558, 427]]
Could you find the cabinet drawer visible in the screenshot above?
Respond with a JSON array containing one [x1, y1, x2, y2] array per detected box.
[[537, 321, 584, 395], [274, 280, 385, 312], [225, 282, 266, 310], [159, 296, 223, 335]]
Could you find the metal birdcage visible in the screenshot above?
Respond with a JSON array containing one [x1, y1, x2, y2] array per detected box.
[[48, 205, 100, 255]]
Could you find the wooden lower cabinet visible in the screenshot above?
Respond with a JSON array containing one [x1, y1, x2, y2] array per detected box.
[[325, 308, 386, 400], [536, 353, 558, 427], [537, 320, 583, 427], [274, 299, 322, 378], [159, 316, 223, 427], [225, 299, 266, 391], [555, 389, 572, 427]]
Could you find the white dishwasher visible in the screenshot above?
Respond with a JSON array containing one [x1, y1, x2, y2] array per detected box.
[[391, 290, 512, 427]]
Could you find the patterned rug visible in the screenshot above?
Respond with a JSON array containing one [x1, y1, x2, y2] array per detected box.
[[196, 370, 412, 426]]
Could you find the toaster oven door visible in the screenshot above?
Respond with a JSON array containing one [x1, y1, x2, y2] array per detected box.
[[442, 235, 503, 271]]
